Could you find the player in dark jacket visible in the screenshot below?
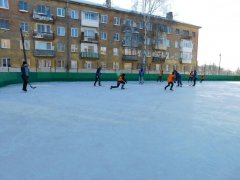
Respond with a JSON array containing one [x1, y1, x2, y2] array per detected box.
[[94, 66, 102, 86], [110, 73, 127, 89], [21, 61, 29, 92]]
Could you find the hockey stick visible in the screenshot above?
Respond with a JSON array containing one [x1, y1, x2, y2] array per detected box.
[[28, 82, 36, 89]]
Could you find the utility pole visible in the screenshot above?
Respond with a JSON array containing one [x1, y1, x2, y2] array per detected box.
[[66, 0, 70, 72], [218, 53, 221, 75], [20, 28, 27, 63]]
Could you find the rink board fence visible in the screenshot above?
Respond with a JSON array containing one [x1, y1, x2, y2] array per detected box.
[[0, 72, 240, 88]]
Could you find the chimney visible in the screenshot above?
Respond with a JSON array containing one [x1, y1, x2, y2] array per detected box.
[[166, 12, 173, 20], [106, 0, 111, 8]]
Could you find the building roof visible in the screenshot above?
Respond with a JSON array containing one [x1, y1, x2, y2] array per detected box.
[[70, 0, 201, 29]]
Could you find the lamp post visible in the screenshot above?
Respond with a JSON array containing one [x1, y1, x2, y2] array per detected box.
[[218, 53, 221, 75]]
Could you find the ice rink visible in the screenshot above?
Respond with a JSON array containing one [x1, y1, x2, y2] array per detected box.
[[0, 81, 240, 180]]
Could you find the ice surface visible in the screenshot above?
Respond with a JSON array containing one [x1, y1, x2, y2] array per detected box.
[[0, 81, 240, 180]]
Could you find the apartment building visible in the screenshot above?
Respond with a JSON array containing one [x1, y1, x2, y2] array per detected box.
[[0, 0, 201, 73]]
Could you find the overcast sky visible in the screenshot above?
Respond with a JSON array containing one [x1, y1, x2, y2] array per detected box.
[[76, 0, 240, 71]]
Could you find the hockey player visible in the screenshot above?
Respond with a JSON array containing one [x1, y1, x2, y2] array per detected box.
[[157, 70, 163, 82], [164, 72, 175, 91], [192, 69, 198, 86], [110, 73, 127, 90], [94, 66, 102, 86], [176, 71, 182, 87], [21, 61, 29, 92], [139, 68, 144, 84], [200, 74, 206, 83]]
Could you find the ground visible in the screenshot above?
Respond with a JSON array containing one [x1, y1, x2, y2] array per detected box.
[[0, 81, 240, 180]]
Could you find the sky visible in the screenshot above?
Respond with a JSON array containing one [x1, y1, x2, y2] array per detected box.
[[76, 0, 240, 71]]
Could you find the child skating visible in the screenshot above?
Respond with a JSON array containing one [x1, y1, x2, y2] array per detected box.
[[164, 72, 175, 91], [110, 73, 127, 90]]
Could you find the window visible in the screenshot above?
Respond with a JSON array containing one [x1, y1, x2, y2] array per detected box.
[[57, 43, 65, 52], [175, 41, 179, 48], [167, 27, 171, 34], [156, 64, 160, 71], [37, 24, 51, 33], [0, 19, 9, 29], [20, 22, 29, 32], [57, 8, 65, 17], [175, 28, 180, 35], [113, 48, 118, 56], [166, 52, 170, 59], [165, 64, 169, 72], [113, 62, 119, 70], [101, 32, 107, 40], [37, 5, 51, 17], [146, 23, 152, 31], [100, 47, 107, 55], [101, 15, 108, 23], [147, 37, 152, 45], [71, 44, 78, 52], [84, 29, 95, 37], [57, 27, 65, 36], [0, 58, 10, 67], [35, 41, 53, 50], [139, 22, 144, 29], [114, 17, 120, 25], [85, 61, 92, 69], [174, 52, 180, 60], [71, 10, 79, 19], [113, 33, 120, 41], [56, 60, 65, 68], [192, 32, 196, 37], [1, 39, 10, 48], [124, 63, 132, 70], [166, 39, 170, 47], [182, 30, 189, 36], [38, 60, 51, 68], [71, 28, 78, 37], [20, 40, 30, 50], [19, 1, 28, 11], [71, 60, 77, 69], [84, 11, 98, 20], [0, 0, 9, 9]]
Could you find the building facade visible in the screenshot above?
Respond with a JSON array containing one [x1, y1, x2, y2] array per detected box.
[[0, 0, 200, 73]]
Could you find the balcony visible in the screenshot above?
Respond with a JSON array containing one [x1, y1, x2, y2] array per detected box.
[[152, 56, 166, 62], [154, 43, 167, 51], [32, 10, 54, 22], [81, 33, 98, 43], [33, 31, 54, 40], [181, 34, 192, 39], [34, 50, 55, 57], [80, 52, 99, 59], [122, 55, 138, 61]]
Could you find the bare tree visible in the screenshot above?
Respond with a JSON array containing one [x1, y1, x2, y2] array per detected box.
[[132, 0, 168, 69]]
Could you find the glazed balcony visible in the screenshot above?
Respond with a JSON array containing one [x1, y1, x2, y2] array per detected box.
[[122, 55, 138, 61], [33, 31, 54, 40], [80, 52, 99, 59], [152, 56, 166, 62], [32, 10, 54, 22], [34, 49, 55, 57]]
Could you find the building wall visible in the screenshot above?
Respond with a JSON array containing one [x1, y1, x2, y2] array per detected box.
[[0, 0, 200, 74]]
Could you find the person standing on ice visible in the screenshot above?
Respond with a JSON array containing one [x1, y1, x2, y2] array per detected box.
[[188, 71, 193, 83], [110, 73, 127, 90], [164, 72, 175, 91], [21, 61, 29, 92], [157, 70, 163, 82], [138, 68, 144, 84], [94, 66, 102, 86], [192, 69, 198, 86], [200, 74, 206, 83], [176, 71, 182, 87]]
